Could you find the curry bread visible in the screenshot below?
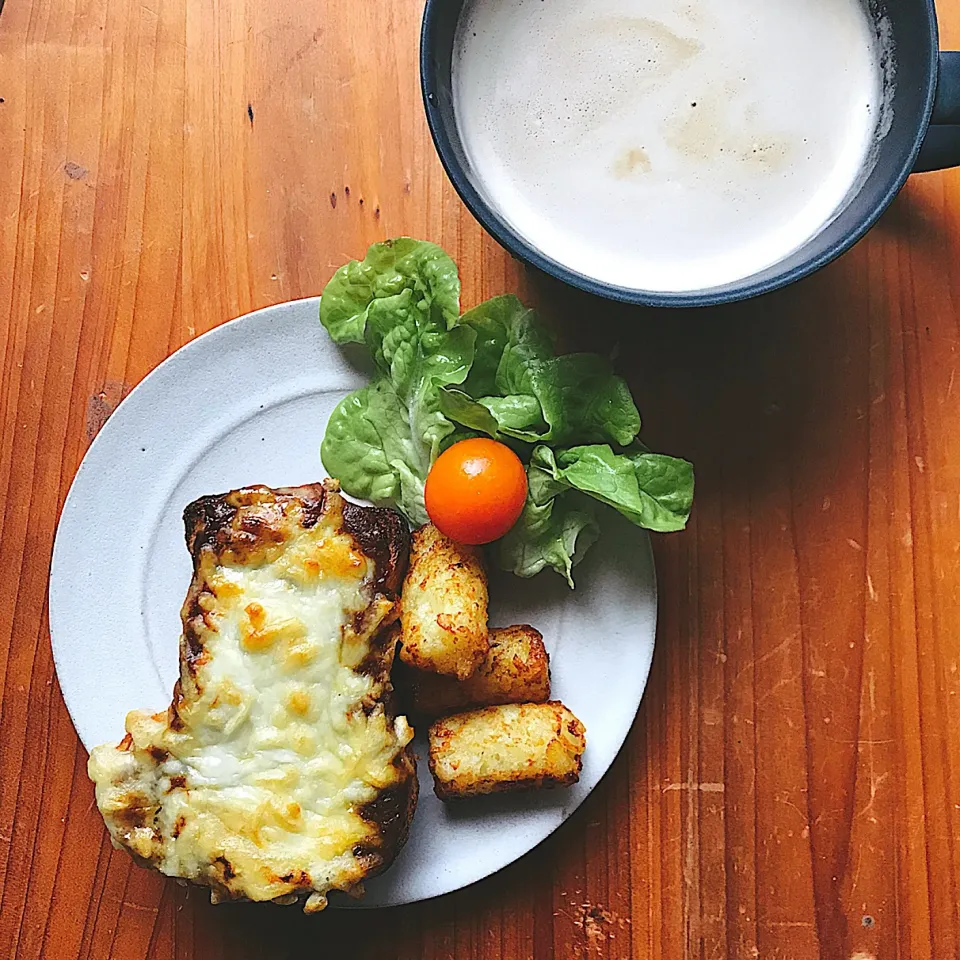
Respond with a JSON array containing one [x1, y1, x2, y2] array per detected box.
[[88, 480, 417, 912]]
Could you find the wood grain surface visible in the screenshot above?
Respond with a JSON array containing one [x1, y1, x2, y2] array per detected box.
[[2, 0, 960, 956]]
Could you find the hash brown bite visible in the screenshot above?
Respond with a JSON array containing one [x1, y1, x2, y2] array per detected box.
[[396, 625, 550, 721], [428, 701, 586, 801], [399, 524, 489, 680]]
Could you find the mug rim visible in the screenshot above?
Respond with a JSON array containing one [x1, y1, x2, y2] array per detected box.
[[420, 0, 941, 308]]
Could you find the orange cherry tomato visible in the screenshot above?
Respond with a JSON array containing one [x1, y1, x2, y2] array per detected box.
[[424, 438, 528, 545]]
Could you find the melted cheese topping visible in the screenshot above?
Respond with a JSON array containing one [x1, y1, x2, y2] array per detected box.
[[88, 503, 412, 911]]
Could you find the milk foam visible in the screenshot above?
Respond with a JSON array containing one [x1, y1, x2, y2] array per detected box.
[[454, 0, 885, 293]]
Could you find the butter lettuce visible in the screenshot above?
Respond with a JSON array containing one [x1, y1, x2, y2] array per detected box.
[[320, 238, 460, 344], [321, 380, 428, 522], [320, 240, 473, 525], [528, 444, 694, 533], [497, 493, 599, 587], [440, 295, 641, 446], [497, 444, 693, 584], [459, 295, 555, 396], [319, 238, 694, 585]]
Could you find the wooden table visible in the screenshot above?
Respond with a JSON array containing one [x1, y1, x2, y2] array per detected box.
[[2, 0, 960, 956]]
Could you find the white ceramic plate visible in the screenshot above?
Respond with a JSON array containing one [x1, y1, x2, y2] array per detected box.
[[49, 298, 657, 908]]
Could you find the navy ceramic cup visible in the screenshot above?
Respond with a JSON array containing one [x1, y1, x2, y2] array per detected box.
[[421, 0, 960, 307]]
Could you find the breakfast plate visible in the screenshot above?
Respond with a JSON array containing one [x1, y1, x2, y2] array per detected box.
[[49, 297, 657, 907]]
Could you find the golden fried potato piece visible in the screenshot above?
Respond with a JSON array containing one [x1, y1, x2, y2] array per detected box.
[[399, 524, 488, 680], [396, 625, 550, 720], [428, 701, 586, 801]]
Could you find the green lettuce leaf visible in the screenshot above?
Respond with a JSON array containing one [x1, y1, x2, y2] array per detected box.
[[439, 388, 546, 442], [320, 238, 460, 344], [533, 444, 694, 533], [319, 240, 474, 524], [320, 380, 427, 525], [459, 295, 555, 397], [525, 354, 641, 446], [443, 297, 641, 448], [363, 287, 476, 463], [437, 387, 502, 438], [621, 448, 696, 531], [497, 491, 599, 587]]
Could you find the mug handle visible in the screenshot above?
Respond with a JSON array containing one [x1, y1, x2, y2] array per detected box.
[[914, 51, 960, 172]]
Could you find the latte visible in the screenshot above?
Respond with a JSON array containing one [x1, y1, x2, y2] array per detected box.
[[453, 0, 887, 292]]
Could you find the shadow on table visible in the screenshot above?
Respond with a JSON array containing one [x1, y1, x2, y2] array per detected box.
[[176, 744, 634, 958], [521, 253, 877, 518]]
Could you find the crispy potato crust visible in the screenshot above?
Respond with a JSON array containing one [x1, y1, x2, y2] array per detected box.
[[428, 701, 586, 801], [396, 625, 550, 721], [398, 524, 489, 680]]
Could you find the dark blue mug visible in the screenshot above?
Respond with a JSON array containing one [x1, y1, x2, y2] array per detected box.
[[421, 0, 960, 308]]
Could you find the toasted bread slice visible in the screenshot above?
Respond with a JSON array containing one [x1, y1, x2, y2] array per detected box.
[[396, 625, 550, 720], [428, 701, 585, 801], [399, 524, 488, 679], [88, 481, 417, 912]]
